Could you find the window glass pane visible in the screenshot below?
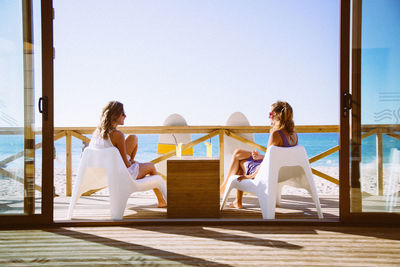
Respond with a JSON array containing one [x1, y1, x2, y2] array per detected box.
[[0, 0, 42, 215], [357, 0, 400, 213]]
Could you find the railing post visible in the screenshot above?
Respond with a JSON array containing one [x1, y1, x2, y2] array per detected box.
[[376, 132, 383, 195], [219, 129, 224, 189], [66, 131, 72, 196]]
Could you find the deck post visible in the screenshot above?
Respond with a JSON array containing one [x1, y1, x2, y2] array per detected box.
[[66, 131, 72, 196], [219, 129, 224, 189], [376, 132, 383, 195], [22, 0, 35, 214]]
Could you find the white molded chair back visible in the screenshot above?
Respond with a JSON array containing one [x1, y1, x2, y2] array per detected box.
[[224, 112, 254, 180], [221, 145, 323, 219], [67, 147, 166, 220]]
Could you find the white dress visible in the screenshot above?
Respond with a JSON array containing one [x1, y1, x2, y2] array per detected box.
[[89, 129, 140, 180]]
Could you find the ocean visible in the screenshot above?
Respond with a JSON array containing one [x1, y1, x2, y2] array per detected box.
[[1, 133, 400, 170]]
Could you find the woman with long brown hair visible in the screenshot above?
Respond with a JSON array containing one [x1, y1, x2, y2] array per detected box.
[[220, 100, 297, 208], [90, 101, 167, 207]]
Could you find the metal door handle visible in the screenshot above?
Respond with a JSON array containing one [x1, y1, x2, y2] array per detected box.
[[38, 96, 48, 121]]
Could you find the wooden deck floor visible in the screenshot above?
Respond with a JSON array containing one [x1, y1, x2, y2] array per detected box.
[[55, 194, 339, 222], [1, 225, 399, 266]]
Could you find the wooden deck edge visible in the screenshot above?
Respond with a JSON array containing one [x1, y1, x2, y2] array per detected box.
[[4, 217, 400, 229], [0, 218, 339, 229], [5, 219, 400, 229]]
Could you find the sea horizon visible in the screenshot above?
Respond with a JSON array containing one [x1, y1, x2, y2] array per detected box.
[[1, 132, 400, 171]]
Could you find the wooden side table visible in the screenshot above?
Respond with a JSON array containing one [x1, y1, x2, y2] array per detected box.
[[167, 159, 220, 218]]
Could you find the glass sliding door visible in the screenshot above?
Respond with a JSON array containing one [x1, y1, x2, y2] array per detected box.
[[0, 0, 53, 225], [349, 0, 400, 218]]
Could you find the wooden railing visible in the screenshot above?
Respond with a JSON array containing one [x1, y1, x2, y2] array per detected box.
[[1, 124, 399, 196]]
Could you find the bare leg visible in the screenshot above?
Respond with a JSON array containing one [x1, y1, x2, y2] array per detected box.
[[153, 188, 167, 208], [125, 134, 138, 161], [220, 149, 251, 195], [137, 162, 167, 207], [231, 190, 244, 209], [231, 160, 247, 208]]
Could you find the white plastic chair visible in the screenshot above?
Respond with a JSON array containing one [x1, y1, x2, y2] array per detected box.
[[67, 146, 167, 220], [223, 112, 254, 195], [220, 145, 323, 219]]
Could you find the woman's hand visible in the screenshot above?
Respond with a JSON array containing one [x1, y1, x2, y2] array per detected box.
[[237, 175, 254, 182], [252, 150, 263, 160]]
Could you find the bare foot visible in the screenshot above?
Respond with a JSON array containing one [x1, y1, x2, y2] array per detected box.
[[158, 202, 167, 208], [220, 186, 226, 198], [228, 200, 243, 209]]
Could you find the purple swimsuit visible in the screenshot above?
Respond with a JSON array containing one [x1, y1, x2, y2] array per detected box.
[[245, 130, 297, 175]]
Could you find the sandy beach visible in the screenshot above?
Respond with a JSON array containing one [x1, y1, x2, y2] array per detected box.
[[3, 165, 395, 198]]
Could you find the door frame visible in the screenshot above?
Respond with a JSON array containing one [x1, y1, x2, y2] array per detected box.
[[2, 0, 398, 227], [0, 0, 54, 226], [340, 0, 400, 224]]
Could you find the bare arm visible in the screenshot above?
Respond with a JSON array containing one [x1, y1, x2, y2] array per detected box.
[[237, 167, 259, 181], [251, 150, 264, 160], [237, 131, 281, 181], [109, 130, 131, 168], [267, 130, 283, 147]]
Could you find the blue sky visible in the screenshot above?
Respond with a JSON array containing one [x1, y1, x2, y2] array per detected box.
[[2, 0, 397, 127], [52, 0, 340, 126], [361, 0, 400, 124]]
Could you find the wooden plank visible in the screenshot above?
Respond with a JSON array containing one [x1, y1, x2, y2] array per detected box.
[[376, 133, 383, 195], [52, 125, 339, 134], [82, 187, 107, 196], [0, 150, 24, 168], [386, 132, 400, 141], [0, 167, 42, 192], [52, 194, 340, 221], [2, 124, 400, 136], [2, 124, 399, 136], [2, 223, 400, 266], [70, 130, 90, 144], [66, 131, 72, 196], [225, 130, 267, 152], [167, 159, 220, 218], [219, 130, 224, 186], [0, 131, 66, 168], [361, 128, 377, 139], [294, 125, 339, 133], [309, 146, 339, 164], [54, 130, 67, 141], [311, 168, 339, 185]]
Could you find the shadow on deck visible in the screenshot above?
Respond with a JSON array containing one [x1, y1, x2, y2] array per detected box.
[[55, 194, 339, 222]]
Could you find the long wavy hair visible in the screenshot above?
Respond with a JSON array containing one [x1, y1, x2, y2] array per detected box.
[[270, 101, 295, 134], [97, 101, 124, 139]]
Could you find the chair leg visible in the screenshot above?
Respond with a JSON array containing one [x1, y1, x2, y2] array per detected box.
[[109, 191, 131, 220], [258, 171, 279, 219], [220, 177, 236, 210], [307, 187, 323, 219], [66, 198, 77, 220], [258, 193, 275, 219], [66, 187, 82, 220], [276, 184, 283, 206]]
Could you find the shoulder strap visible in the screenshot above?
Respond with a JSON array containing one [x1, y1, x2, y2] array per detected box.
[[277, 130, 289, 147]]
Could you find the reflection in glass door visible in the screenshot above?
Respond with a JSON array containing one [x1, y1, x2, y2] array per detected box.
[[350, 0, 400, 213], [0, 1, 43, 215]]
